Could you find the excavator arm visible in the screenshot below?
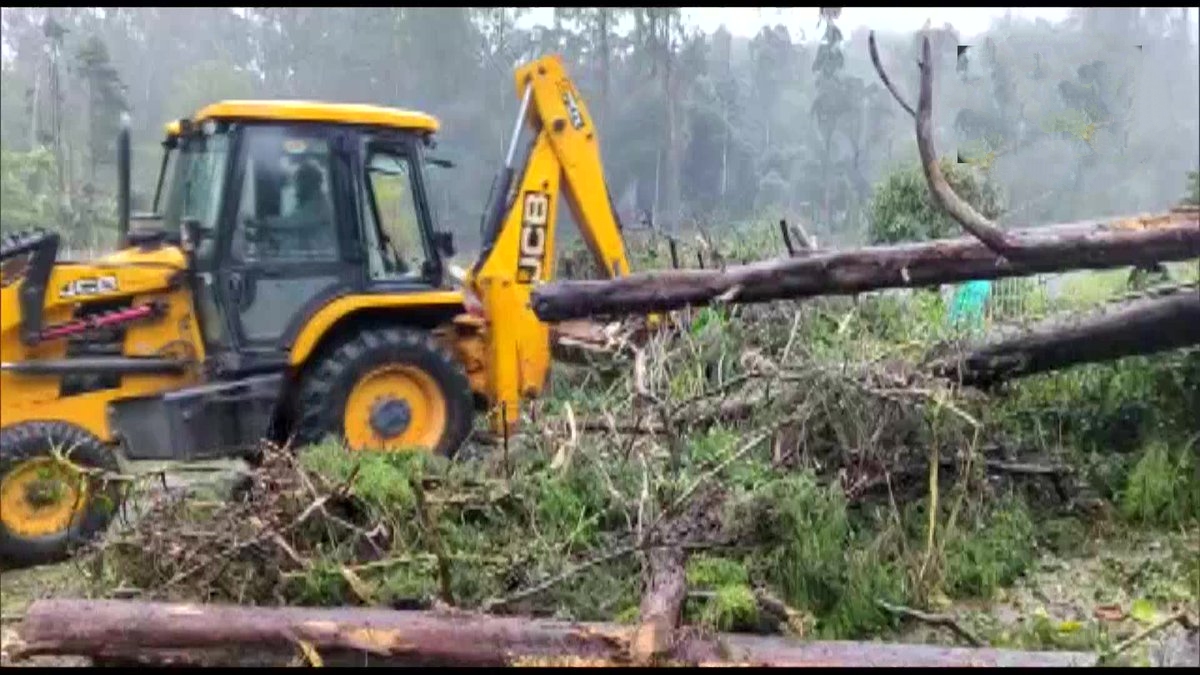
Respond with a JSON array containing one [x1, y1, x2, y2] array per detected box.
[[465, 55, 633, 433]]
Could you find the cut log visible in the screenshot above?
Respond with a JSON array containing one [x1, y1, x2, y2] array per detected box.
[[530, 214, 1200, 322], [11, 598, 1098, 667], [932, 288, 1200, 386], [632, 546, 688, 662]]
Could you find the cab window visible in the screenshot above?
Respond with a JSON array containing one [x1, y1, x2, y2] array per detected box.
[[232, 127, 339, 263], [165, 125, 231, 262], [360, 148, 428, 279]]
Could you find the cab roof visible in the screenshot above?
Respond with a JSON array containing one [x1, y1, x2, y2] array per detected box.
[[188, 100, 440, 133]]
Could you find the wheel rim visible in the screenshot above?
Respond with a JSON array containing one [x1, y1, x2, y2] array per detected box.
[[0, 458, 89, 538], [343, 364, 447, 452]]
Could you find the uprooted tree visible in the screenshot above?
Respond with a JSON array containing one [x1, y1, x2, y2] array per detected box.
[[530, 33, 1200, 384]]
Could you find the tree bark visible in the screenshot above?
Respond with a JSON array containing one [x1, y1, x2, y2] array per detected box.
[[632, 547, 688, 662], [11, 598, 1098, 668], [932, 288, 1200, 386], [530, 212, 1200, 322]]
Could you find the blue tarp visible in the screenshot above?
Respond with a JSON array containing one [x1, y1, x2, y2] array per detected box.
[[947, 279, 992, 330]]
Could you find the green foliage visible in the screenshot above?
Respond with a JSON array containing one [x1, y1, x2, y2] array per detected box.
[[744, 472, 904, 638], [0, 147, 61, 231], [687, 555, 749, 588], [699, 583, 758, 631], [994, 350, 1200, 463], [74, 35, 128, 177], [942, 497, 1037, 598], [298, 441, 422, 513], [867, 159, 1005, 244], [1119, 438, 1200, 528]]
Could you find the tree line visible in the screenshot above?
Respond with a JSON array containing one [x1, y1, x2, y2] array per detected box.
[[1, 8, 1197, 252]]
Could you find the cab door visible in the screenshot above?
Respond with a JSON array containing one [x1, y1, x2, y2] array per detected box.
[[214, 124, 362, 367]]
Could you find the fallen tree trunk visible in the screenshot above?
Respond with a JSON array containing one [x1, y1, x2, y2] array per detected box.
[[632, 547, 688, 661], [531, 213, 1200, 322], [11, 599, 1098, 667], [935, 287, 1200, 386]]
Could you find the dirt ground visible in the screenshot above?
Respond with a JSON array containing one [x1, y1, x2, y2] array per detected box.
[[892, 525, 1200, 667]]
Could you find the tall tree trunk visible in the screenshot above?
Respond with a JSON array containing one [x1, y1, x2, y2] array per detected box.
[[599, 9, 611, 126], [29, 65, 41, 150], [653, 148, 661, 227], [662, 12, 683, 236], [721, 111, 729, 197]]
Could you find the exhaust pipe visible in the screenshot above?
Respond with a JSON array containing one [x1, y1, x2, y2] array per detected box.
[[117, 112, 131, 246]]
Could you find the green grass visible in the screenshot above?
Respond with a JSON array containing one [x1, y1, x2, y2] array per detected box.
[[1120, 437, 1200, 529]]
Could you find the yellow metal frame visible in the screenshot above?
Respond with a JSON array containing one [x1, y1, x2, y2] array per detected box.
[[287, 291, 466, 367], [1, 53, 640, 455], [0, 247, 206, 442], [465, 55, 634, 433], [193, 100, 440, 133]]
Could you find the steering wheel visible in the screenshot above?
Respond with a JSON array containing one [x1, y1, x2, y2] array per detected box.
[[243, 216, 284, 257]]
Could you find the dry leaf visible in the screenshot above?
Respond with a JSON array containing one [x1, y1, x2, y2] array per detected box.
[[1093, 604, 1124, 622]]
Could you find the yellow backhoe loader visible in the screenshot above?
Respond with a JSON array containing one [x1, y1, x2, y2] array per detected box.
[[0, 55, 640, 566]]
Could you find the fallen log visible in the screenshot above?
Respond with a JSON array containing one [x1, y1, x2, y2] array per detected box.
[[11, 598, 1098, 667], [530, 214, 1200, 322], [934, 286, 1200, 386]]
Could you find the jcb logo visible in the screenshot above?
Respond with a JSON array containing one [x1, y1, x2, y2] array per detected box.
[[561, 89, 585, 130], [516, 192, 549, 284], [60, 276, 119, 299]]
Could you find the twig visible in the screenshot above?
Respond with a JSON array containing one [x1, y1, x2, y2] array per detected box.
[[1105, 610, 1196, 662], [410, 474, 454, 606], [479, 540, 723, 614], [877, 600, 985, 647], [666, 430, 770, 516], [271, 534, 310, 570], [479, 542, 639, 613], [781, 310, 803, 362], [159, 493, 325, 591]]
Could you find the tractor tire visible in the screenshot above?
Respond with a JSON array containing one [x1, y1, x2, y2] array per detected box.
[[0, 422, 123, 568], [293, 327, 474, 458]]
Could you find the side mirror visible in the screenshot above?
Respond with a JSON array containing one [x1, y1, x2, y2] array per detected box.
[[432, 231, 455, 257]]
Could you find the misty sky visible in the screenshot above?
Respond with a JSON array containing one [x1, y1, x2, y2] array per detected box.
[[520, 7, 1200, 43], [520, 7, 1074, 41]]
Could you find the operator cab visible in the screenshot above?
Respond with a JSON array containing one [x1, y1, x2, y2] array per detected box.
[[153, 101, 457, 375]]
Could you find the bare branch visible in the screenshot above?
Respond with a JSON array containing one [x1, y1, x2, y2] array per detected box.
[[868, 32, 916, 118], [913, 36, 1020, 258]]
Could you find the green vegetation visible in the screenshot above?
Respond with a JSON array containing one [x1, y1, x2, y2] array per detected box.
[[867, 158, 1006, 245], [1120, 438, 1200, 529], [1, 9, 1195, 661]]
